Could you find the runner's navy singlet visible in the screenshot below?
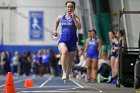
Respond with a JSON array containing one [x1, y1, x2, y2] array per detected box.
[[86, 38, 99, 59], [58, 15, 78, 51]]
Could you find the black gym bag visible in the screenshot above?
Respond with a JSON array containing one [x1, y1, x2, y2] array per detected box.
[[99, 63, 111, 78]]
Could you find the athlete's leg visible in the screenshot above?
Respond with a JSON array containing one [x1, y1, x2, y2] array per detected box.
[[110, 56, 116, 78], [91, 59, 98, 81], [58, 43, 68, 79], [86, 58, 92, 81], [67, 51, 76, 77], [114, 57, 118, 77]]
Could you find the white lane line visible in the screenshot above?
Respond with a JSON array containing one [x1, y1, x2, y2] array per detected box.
[[0, 79, 25, 88], [34, 86, 79, 88], [71, 79, 84, 88], [39, 77, 52, 88], [71, 79, 103, 92], [21, 90, 94, 93], [57, 87, 80, 91]]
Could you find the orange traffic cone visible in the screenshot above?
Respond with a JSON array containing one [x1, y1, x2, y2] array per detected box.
[[23, 79, 34, 88], [3, 72, 16, 93]]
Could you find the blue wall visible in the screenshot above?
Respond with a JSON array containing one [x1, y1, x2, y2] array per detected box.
[[0, 45, 59, 55]]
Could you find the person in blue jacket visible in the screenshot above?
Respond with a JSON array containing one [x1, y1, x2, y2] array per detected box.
[[53, 0, 81, 83]]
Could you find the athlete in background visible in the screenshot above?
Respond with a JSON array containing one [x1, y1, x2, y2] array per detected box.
[[84, 29, 102, 82]]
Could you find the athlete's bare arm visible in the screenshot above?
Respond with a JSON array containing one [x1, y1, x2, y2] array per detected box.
[[84, 38, 89, 53], [97, 39, 102, 58], [53, 15, 62, 36], [71, 13, 81, 30]]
